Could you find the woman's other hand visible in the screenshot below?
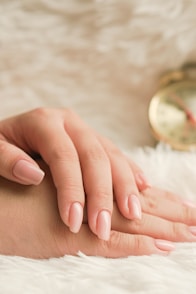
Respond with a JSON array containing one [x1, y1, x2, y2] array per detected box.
[[0, 161, 196, 259]]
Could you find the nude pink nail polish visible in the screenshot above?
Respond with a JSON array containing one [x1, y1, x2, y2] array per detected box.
[[136, 173, 151, 189], [69, 202, 83, 233], [128, 195, 142, 220], [155, 240, 175, 251], [96, 210, 111, 241], [13, 159, 45, 185], [189, 226, 196, 236], [183, 200, 196, 208]]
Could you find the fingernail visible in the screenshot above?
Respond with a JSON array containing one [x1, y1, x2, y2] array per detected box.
[[13, 159, 45, 185], [155, 239, 175, 251], [128, 195, 142, 220], [183, 200, 196, 208], [96, 210, 111, 241], [189, 226, 196, 236], [136, 173, 151, 189], [69, 202, 83, 233]]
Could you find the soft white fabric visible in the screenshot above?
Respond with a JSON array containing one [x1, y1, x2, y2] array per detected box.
[[0, 0, 196, 293]]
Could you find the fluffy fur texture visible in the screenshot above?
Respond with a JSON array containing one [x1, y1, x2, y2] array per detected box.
[[0, 0, 196, 293]]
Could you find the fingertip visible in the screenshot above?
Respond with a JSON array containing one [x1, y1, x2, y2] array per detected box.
[[127, 194, 142, 220], [115, 192, 142, 221], [182, 200, 196, 208], [155, 239, 175, 252], [135, 173, 151, 191], [13, 159, 45, 185], [69, 202, 83, 233], [96, 210, 111, 241]]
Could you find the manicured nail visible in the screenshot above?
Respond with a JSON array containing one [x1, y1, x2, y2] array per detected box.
[[128, 195, 142, 220], [155, 240, 175, 251], [136, 173, 151, 189], [69, 202, 83, 233], [96, 210, 111, 241], [189, 226, 196, 236], [183, 200, 196, 208], [13, 159, 45, 185]]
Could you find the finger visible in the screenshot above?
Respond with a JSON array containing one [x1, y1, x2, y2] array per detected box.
[[62, 111, 114, 241], [97, 135, 143, 220], [108, 153, 142, 220], [111, 203, 196, 242], [37, 125, 85, 233], [99, 135, 150, 191], [127, 157, 151, 191], [0, 137, 44, 185], [140, 187, 196, 225], [70, 132, 113, 241], [18, 109, 85, 234], [1, 109, 85, 233], [58, 224, 174, 258]]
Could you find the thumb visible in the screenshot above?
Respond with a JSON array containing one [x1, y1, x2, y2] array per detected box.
[[0, 139, 45, 185]]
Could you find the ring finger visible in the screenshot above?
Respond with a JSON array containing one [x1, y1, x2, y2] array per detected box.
[[111, 202, 196, 242]]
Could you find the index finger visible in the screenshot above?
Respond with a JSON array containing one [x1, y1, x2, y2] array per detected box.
[[25, 112, 85, 233]]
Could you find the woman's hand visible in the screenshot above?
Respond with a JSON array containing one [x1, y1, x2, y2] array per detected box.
[[0, 108, 149, 240], [0, 160, 196, 259]]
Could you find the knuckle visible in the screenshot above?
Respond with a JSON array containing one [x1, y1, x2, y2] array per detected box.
[[171, 222, 187, 240], [97, 231, 146, 257], [29, 107, 65, 121], [61, 178, 83, 195], [131, 235, 142, 255], [162, 190, 172, 201], [84, 146, 109, 163], [108, 231, 140, 256], [130, 235, 153, 255], [94, 189, 112, 202], [108, 145, 122, 158], [49, 146, 79, 164], [182, 205, 193, 223], [108, 231, 122, 250], [31, 107, 51, 118], [0, 141, 24, 174], [145, 196, 158, 211], [63, 108, 84, 128]]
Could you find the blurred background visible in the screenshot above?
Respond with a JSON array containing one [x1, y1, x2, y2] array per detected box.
[[0, 0, 195, 149]]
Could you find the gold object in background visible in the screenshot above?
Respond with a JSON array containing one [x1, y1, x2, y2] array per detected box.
[[148, 63, 196, 151]]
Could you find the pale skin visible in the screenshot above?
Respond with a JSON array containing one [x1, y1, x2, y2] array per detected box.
[[1, 107, 196, 259], [1, 160, 196, 259], [0, 108, 149, 241]]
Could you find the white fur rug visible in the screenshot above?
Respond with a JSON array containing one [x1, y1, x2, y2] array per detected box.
[[0, 0, 196, 293]]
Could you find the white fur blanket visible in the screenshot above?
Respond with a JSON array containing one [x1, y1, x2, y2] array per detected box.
[[0, 1, 196, 293]]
